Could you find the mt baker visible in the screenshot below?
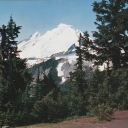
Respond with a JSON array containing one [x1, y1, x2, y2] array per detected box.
[[18, 24, 81, 61], [18, 24, 92, 83]]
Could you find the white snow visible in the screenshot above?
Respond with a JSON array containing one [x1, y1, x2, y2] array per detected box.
[[55, 53, 77, 64], [18, 23, 82, 59], [57, 62, 67, 83], [62, 77, 66, 83], [66, 54, 77, 64], [57, 62, 64, 77], [26, 57, 50, 68]]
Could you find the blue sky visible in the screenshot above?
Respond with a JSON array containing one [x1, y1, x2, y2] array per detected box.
[[0, 0, 100, 41]]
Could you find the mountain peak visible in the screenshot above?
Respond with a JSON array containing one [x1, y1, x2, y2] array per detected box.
[[30, 31, 41, 39], [57, 23, 72, 28], [18, 24, 82, 59]]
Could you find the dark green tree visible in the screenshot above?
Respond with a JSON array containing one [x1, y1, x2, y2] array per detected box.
[[41, 73, 57, 97], [70, 33, 86, 93], [68, 34, 87, 116], [82, 0, 128, 70], [0, 17, 32, 126], [0, 17, 31, 107]]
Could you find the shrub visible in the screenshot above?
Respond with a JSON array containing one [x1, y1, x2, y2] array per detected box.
[[94, 103, 113, 121]]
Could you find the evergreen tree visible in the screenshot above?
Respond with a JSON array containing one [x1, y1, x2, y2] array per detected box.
[[0, 17, 32, 106], [41, 73, 57, 97], [81, 31, 94, 62], [0, 17, 32, 126], [70, 33, 86, 93], [82, 0, 128, 70], [68, 34, 87, 116]]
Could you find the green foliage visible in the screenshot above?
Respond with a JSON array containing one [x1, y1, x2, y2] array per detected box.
[[69, 34, 87, 94], [0, 109, 32, 127], [87, 68, 128, 120], [94, 103, 113, 121], [31, 89, 62, 123], [82, 0, 128, 69], [110, 68, 128, 110], [80, 0, 128, 121], [31, 85, 86, 124], [0, 109, 16, 127], [0, 17, 32, 127], [66, 82, 86, 116]]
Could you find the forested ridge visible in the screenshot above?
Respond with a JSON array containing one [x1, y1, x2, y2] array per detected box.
[[0, 0, 128, 127]]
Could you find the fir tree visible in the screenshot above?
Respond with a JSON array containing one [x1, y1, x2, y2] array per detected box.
[[70, 33, 86, 93], [68, 34, 87, 116], [0, 17, 32, 126], [92, 0, 128, 69], [82, 0, 128, 70]]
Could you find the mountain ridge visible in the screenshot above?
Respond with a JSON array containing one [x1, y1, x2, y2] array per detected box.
[[18, 23, 82, 60]]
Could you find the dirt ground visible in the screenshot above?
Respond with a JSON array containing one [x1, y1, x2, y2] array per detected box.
[[59, 110, 128, 128]]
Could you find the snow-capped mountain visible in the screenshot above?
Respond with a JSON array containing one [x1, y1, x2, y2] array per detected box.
[[18, 23, 94, 83], [18, 23, 81, 59]]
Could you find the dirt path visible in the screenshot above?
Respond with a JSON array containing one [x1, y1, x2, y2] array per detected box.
[[59, 111, 128, 128], [60, 120, 128, 128]]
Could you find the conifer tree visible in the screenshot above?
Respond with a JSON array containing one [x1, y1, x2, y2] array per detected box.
[[0, 17, 32, 119], [70, 33, 86, 93], [82, 0, 128, 70], [92, 0, 128, 69], [67, 34, 87, 116]]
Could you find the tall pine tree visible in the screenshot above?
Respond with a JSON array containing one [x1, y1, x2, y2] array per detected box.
[[82, 0, 128, 70], [69, 33, 86, 93], [0, 17, 32, 114]]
